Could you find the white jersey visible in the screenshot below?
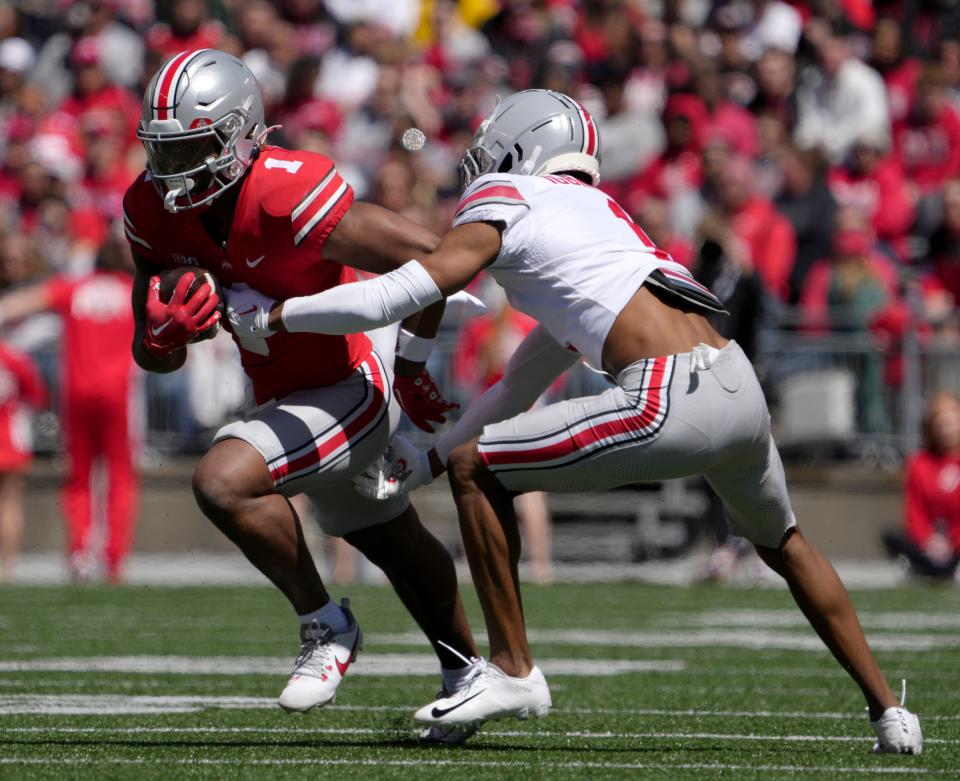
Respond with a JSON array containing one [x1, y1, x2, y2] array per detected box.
[[453, 173, 724, 371]]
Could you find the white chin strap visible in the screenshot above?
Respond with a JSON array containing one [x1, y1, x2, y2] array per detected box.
[[163, 187, 182, 212]]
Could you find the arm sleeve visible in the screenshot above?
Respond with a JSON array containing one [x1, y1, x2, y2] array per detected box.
[[281, 260, 442, 335], [435, 325, 579, 462]]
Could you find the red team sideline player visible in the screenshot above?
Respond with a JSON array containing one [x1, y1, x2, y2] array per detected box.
[[122, 49, 478, 736], [0, 238, 138, 583], [0, 341, 46, 582]]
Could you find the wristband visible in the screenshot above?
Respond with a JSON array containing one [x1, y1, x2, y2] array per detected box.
[[396, 327, 435, 363]]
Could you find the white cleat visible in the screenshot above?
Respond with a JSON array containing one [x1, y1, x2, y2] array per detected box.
[[278, 598, 362, 713], [871, 707, 923, 755], [418, 685, 480, 746], [869, 679, 923, 755], [414, 660, 551, 729], [418, 722, 480, 746]]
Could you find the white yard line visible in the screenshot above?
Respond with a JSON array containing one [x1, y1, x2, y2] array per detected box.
[[0, 654, 684, 677], [675, 610, 960, 631], [365, 628, 960, 652], [1, 695, 958, 720], [2, 725, 957, 746], [0, 757, 945, 775]]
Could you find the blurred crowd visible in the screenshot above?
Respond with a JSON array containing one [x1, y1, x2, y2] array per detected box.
[[0, 0, 959, 579], [0, 0, 958, 416]]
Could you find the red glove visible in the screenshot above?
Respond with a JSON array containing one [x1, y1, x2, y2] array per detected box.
[[142, 273, 221, 358], [393, 368, 459, 433]]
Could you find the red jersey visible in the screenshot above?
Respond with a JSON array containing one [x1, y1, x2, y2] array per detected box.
[[828, 159, 914, 254], [894, 106, 960, 194], [45, 271, 135, 400], [122, 147, 371, 404], [904, 450, 960, 552], [0, 343, 46, 471]]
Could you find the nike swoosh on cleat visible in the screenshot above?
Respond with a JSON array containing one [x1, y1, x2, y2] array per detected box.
[[151, 318, 173, 336], [430, 689, 487, 718], [246, 255, 266, 268], [334, 631, 361, 676]]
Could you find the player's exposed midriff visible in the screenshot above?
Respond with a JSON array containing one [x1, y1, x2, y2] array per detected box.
[[601, 284, 728, 377]]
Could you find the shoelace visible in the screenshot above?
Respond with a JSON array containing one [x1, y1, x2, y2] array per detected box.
[[894, 680, 910, 733], [867, 678, 909, 720], [295, 621, 334, 670], [438, 640, 490, 695]]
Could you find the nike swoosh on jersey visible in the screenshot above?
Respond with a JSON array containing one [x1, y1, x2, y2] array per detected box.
[[150, 318, 173, 336], [246, 255, 266, 268], [431, 689, 487, 718]]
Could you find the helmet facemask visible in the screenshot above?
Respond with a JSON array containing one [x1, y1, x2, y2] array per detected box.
[[139, 108, 255, 213]]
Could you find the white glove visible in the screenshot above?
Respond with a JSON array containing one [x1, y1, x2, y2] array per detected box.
[[354, 434, 433, 500], [224, 283, 276, 338]]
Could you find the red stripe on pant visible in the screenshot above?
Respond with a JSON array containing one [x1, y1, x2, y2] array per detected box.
[[269, 356, 387, 485], [481, 356, 668, 468]]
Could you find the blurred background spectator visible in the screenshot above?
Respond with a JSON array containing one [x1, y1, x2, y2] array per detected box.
[[0, 0, 956, 582], [0, 339, 45, 581], [884, 392, 960, 580]]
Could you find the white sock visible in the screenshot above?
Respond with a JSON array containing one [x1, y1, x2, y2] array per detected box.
[[298, 599, 349, 634], [441, 664, 474, 694]]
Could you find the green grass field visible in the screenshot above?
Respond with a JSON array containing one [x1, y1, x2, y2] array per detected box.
[[1, 581, 958, 779]]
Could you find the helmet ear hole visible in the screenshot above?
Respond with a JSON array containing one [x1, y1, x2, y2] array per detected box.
[[497, 153, 514, 173]]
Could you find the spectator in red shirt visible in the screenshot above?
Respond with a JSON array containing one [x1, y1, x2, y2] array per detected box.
[[706, 151, 797, 301], [54, 36, 140, 148], [828, 133, 915, 261], [895, 63, 960, 234], [872, 16, 922, 128], [0, 341, 46, 582], [884, 392, 960, 580], [621, 93, 705, 232], [145, 0, 225, 58], [0, 237, 138, 583]]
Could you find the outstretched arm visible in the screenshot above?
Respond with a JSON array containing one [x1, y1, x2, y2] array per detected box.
[[224, 222, 503, 338], [355, 326, 580, 500], [0, 284, 54, 326], [324, 199, 449, 372], [432, 325, 579, 463]]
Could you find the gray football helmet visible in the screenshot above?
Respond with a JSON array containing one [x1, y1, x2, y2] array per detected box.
[[137, 49, 266, 213], [459, 89, 602, 191]]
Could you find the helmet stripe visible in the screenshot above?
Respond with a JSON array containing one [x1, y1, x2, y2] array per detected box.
[[572, 99, 597, 157], [153, 49, 211, 121], [153, 50, 191, 120]]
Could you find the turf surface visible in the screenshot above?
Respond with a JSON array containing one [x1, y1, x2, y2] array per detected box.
[[1, 581, 957, 779]]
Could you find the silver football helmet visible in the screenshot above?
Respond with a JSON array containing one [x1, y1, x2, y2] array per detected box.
[[137, 49, 266, 213], [459, 89, 602, 191]]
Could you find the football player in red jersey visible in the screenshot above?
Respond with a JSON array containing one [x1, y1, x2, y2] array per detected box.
[[123, 49, 477, 740]]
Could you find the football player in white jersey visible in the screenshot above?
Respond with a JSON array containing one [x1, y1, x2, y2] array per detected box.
[[224, 90, 922, 754]]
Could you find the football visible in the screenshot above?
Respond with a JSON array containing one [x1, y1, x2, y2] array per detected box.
[[157, 265, 224, 343]]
